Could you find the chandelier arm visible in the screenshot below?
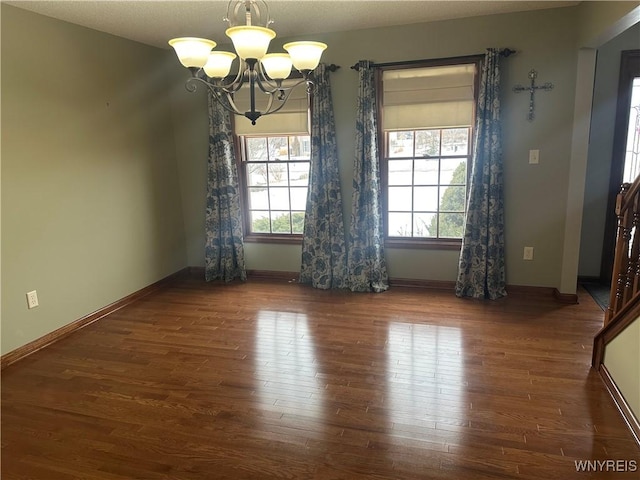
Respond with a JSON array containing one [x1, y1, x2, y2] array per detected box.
[[222, 91, 246, 116], [185, 76, 244, 117], [205, 61, 248, 94], [255, 74, 308, 96], [183, 69, 311, 122], [261, 84, 304, 116], [211, 90, 246, 118]]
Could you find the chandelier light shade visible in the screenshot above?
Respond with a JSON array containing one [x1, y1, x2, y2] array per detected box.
[[203, 51, 237, 78], [168, 0, 327, 125], [168, 38, 217, 68], [283, 41, 327, 71], [225, 26, 275, 60], [260, 53, 293, 80]]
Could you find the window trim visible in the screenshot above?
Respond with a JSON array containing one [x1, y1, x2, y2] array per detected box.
[[377, 55, 483, 249], [236, 133, 310, 243]]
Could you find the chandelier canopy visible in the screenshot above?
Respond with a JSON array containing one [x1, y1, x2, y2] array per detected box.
[[169, 0, 327, 125]]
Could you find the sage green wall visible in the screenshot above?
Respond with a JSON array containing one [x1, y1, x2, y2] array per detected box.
[[579, 24, 640, 278], [177, 6, 581, 286], [604, 317, 640, 419], [1, 5, 188, 355], [169, 72, 209, 267], [577, 1, 640, 47]]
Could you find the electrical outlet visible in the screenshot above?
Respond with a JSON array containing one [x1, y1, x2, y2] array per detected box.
[[26, 290, 39, 309], [523, 246, 534, 261], [529, 149, 539, 164]]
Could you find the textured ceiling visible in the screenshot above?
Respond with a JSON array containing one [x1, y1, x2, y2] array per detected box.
[[6, 1, 580, 49]]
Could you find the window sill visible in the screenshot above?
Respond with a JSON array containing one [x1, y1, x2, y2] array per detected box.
[[244, 234, 303, 245], [385, 238, 462, 250]]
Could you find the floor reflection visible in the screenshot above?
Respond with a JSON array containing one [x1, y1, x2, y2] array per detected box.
[[254, 310, 324, 419], [386, 322, 466, 440]]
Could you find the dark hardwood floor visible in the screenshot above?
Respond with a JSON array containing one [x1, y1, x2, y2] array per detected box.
[[2, 276, 638, 479]]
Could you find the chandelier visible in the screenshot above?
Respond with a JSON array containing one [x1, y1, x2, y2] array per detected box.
[[169, 0, 327, 125]]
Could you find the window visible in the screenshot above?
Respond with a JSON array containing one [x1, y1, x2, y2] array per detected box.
[[379, 58, 481, 247], [240, 135, 310, 236], [234, 79, 310, 241], [386, 127, 469, 239]]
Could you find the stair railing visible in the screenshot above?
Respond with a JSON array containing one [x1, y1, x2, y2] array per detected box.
[[605, 178, 640, 325]]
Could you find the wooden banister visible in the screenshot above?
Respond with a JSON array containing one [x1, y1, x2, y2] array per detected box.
[[593, 177, 640, 448], [605, 178, 640, 325]]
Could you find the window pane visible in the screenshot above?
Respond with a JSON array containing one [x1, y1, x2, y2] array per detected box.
[[388, 212, 413, 237], [251, 211, 270, 233], [439, 186, 466, 212], [388, 160, 413, 185], [268, 137, 288, 160], [414, 186, 438, 211], [289, 162, 309, 186], [246, 137, 268, 160], [249, 187, 269, 210], [289, 136, 309, 159], [415, 130, 440, 157], [442, 128, 469, 156], [388, 186, 413, 211], [389, 131, 414, 158], [439, 213, 465, 238], [441, 158, 466, 185], [414, 212, 436, 238], [290, 187, 308, 210], [268, 164, 288, 186], [271, 212, 291, 233], [291, 211, 305, 234], [269, 188, 290, 210], [414, 158, 439, 185], [247, 164, 268, 187]]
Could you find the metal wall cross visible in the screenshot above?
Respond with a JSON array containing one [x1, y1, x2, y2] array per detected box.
[[512, 69, 554, 121]]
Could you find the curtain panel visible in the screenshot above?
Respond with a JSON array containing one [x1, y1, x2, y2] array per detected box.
[[456, 49, 507, 300], [347, 60, 390, 293], [300, 64, 348, 289], [205, 91, 247, 282]]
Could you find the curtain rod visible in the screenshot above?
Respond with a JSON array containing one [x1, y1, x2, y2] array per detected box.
[[349, 48, 516, 71]]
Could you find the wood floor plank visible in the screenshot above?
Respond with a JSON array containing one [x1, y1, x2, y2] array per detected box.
[[2, 278, 638, 479]]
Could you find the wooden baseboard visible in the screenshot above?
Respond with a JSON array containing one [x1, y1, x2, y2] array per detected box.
[[247, 270, 299, 282], [186, 267, 299, 283], [187, 266, 205, 278], [388, 277, 455, 290], [599, 364, 640, 448], [553, 288, 579, 304], [192, 267, 578, 303], [0, 268, 190, 370], [390, 279, 578, 303]]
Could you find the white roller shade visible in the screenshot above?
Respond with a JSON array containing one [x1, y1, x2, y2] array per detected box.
[[234, 79, 309, 135], [383, 64, 476, 130]]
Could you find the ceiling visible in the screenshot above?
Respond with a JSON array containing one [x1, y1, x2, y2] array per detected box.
[[6, 1, 580, 49]]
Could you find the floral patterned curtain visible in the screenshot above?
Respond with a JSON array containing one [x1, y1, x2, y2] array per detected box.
[[205, 91, 247, 282], [347, 60, 389, 293], [300, 64, 348, 289], [456, 49, 506, 299]]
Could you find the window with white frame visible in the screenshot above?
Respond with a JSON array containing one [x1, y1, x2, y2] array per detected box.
[[380, 58, 481, 245], [234, 80, 310, 240], [240, 135, 310, 235]]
